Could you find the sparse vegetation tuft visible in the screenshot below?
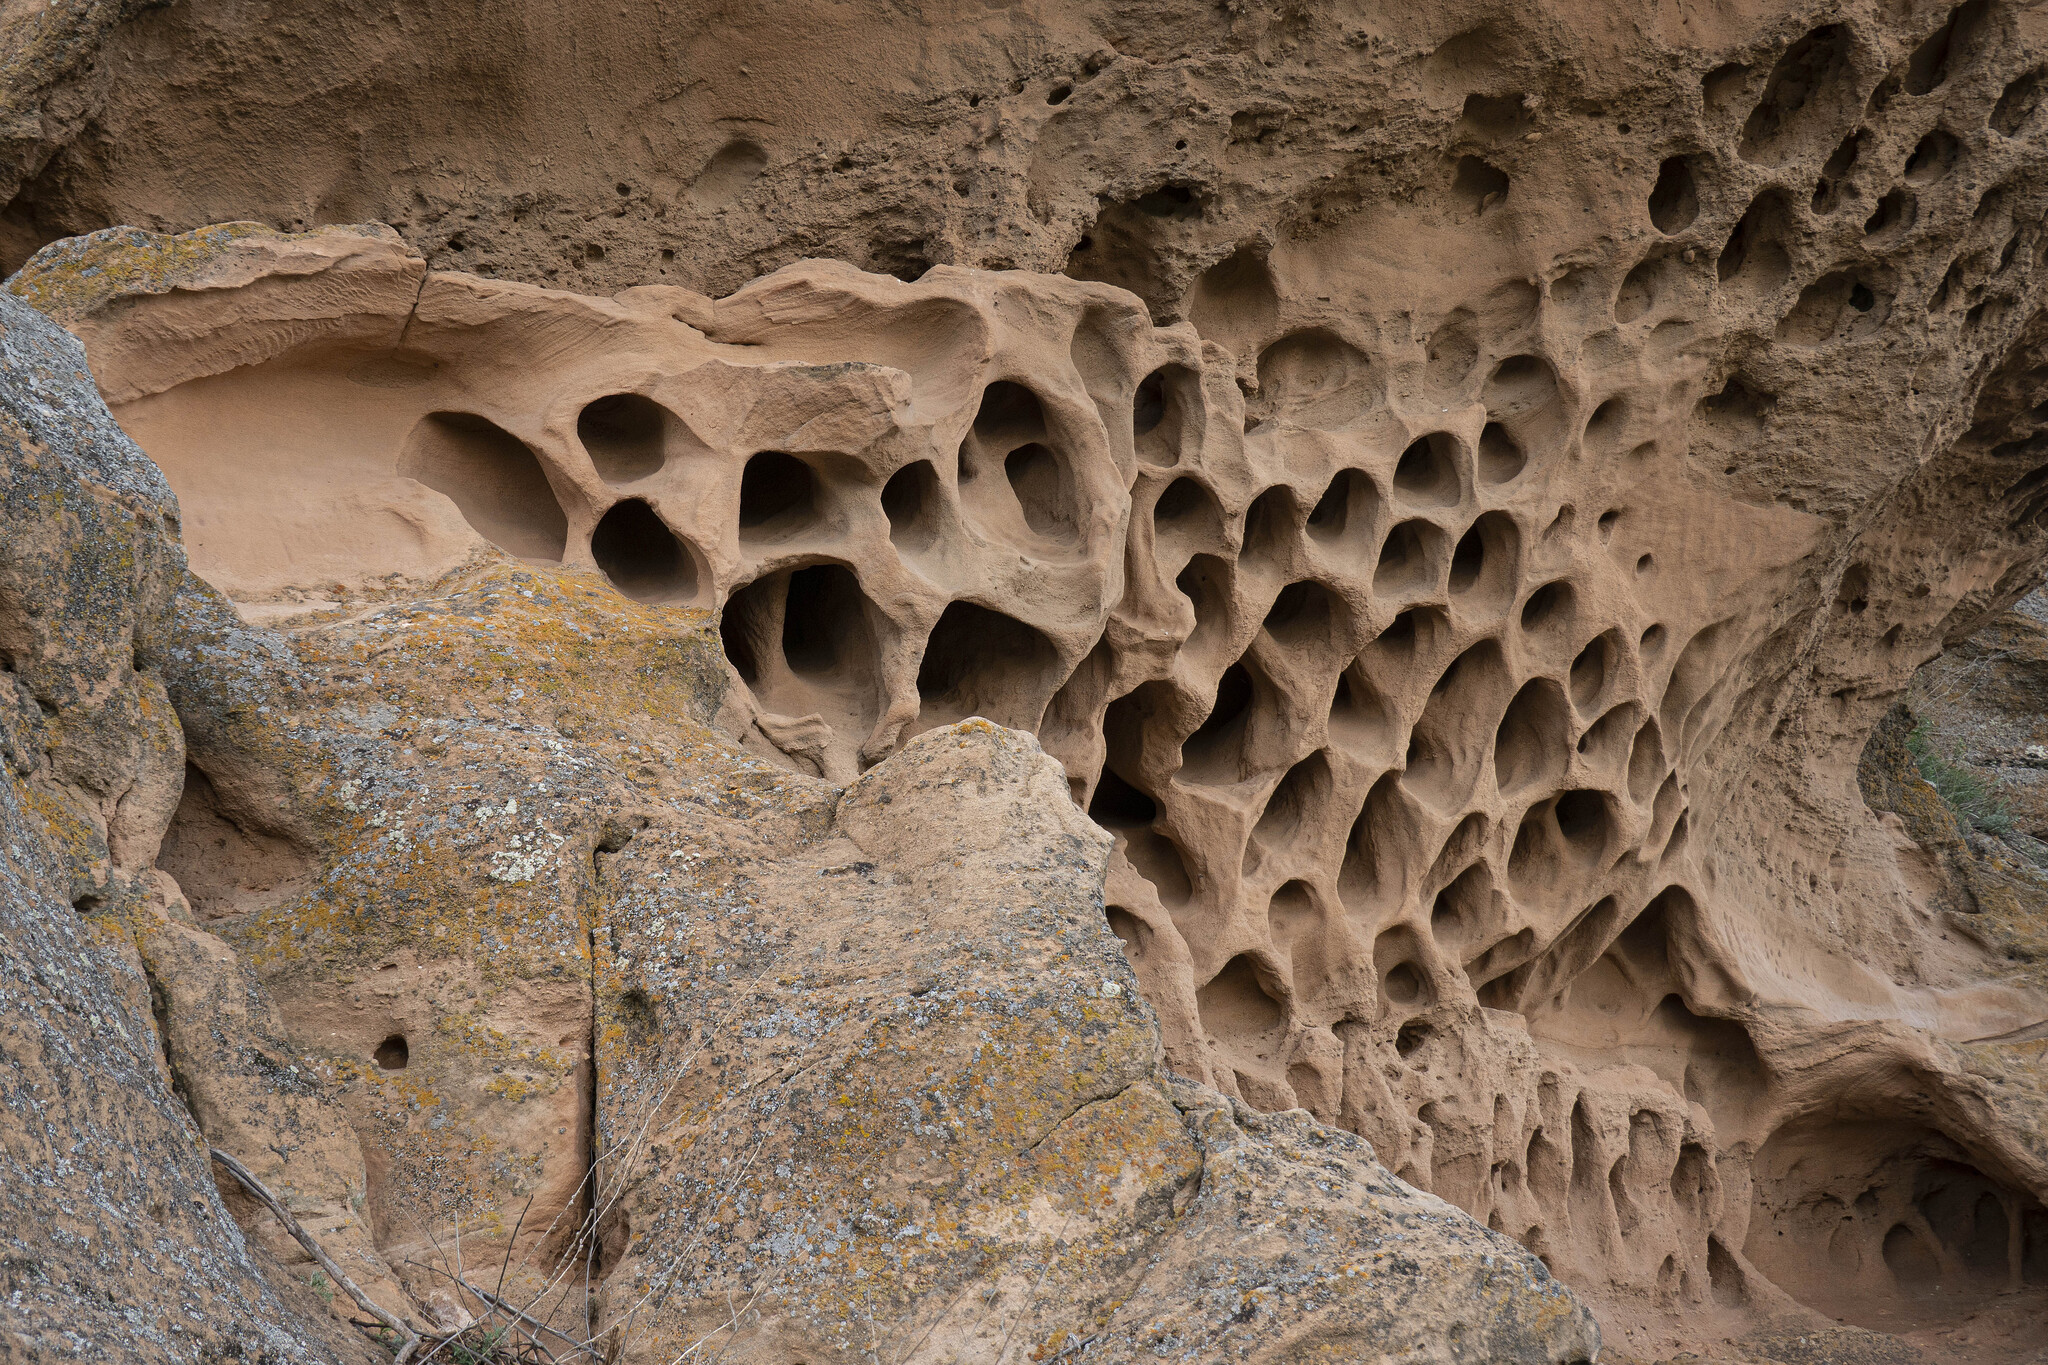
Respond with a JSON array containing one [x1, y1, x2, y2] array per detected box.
[[1907, 718, 2015, 835]]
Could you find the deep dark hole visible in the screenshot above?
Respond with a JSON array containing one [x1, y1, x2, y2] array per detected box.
[[738, 451, 815, 530], [1263, 580, 1328, 635], [1522, 581, 1571, 630], [1186, 663, 1254, 756], [1308, 471, 1353, 530], [1452, 155, 1511, 211], [1849, 283, 1874, 311], [1450, 525, 1485, 590], [1089, 766, 1158, 828], [974, 380, 1045, 440], [1243, 485, 1295, 546], [1395, 437, 1449, 497], [1135, 183, 1201, 219], [1208, 664, 1253, 729], [1478, 423, 1525, 483], [1135, 369, 1168, 435], [591, 498, 695, 603], [1555, 790, 1607, 847], [374, 1034, 409, 1070], [1047, 83, 1073, 105], [1155, 476, 1210, 526], [719, 581, 765, 684], [1647, 157, 1699, 234], [915, 600, 1056, 725], [577, 393, 669, 483], [882, 460, 940, 549], [781, 564, 863, 675]]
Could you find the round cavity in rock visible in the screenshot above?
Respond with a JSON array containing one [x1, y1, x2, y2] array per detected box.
[[1570, 633, 1615, 708], [1394, 434, 1461, 507], [738, 450, 818, 537], [1993, 68, 2047, 136], [578, 393, 670, 483], [1648, 156, 1700, 234], [1717, 192, 1793, 291], [1105, 905, 1146, 953], [1812, 129, 1867, 212], [1262, 579, 1338, 645], [1478, 423, 1526, 483], [1865, 189, 1913, 237], [1521, 579, 1575, 633], [1004, 444, 1077, 538], [1904, 128, 1960, 185], [1241, 485, 1301, 565], [1738, 25, 1855, 167], [1449, 524, 1486, 592], [1555, 789, 1612, 853], [1496, 679, 1570, 795], [1384, 960, 1425, 1005], [374, 1034, 409, 1070], [915, 600, 1060, 732], [592, 498, 699, 603], [686, 139, 769, 210], [883, 460, 943, 556], [1134, 364, 1200, 466], [1451, 155, 1510, 214], [1375, 519, 1446, 596], [1197, 954, 1286, 1037], [1254, 328, 1375, 428], [1187, 247, 1279, 362], [1395, 1018, 1434, 1057], [1308, 468, 1378, 545], [1153, 475, 1224, 560], [1088, 765, 1156, 829], [1176, 554, 1233, 651], [401, 411, 569, 562], [1181, 661, 1259, 783], [1135, 369, 1168, 436]]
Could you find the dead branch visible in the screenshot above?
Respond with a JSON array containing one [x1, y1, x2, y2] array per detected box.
[[209, 1147, 424, 1363]]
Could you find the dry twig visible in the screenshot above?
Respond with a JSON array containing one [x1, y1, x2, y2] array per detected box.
[[209, 1147, 424, 1363]]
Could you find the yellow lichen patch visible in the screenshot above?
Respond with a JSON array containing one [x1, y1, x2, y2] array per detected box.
[[6, 223, 280, 324]]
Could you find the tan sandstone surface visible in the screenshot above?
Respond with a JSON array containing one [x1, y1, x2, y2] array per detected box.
[[8, 0, 2048, 1362], [0, 280, 1598, 1362]]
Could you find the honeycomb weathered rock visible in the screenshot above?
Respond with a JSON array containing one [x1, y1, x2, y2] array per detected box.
[[13, 0, 2048, 1358]]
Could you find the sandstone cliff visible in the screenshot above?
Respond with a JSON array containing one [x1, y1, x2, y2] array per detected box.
[[7, 1, 2048, 1363], [0, 284, 1595, 1363]]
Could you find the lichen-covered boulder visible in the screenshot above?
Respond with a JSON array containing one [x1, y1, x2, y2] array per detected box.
[[0, 291, 346, 1362]]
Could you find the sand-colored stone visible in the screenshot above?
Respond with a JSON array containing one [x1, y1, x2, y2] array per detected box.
[[12, 142, 2048, 1357], [9, 0, 2048, 1361], [0, 276, 1597, 1358]]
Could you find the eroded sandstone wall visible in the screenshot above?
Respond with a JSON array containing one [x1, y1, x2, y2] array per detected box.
[[9, 1, 2048, 1362], [0, 237, 1600, 1364]]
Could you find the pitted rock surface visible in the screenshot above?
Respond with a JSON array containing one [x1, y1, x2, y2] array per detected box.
[[0, 291, 348, 1363], [0, 277, 1598, 1362], [8, 1, 2048, 1361]]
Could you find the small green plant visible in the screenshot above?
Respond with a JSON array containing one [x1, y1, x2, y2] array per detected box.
[[306, 1270, 334, 1308], [448, 1325, 510, 1365], [1907, 718, 2015, 835]]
